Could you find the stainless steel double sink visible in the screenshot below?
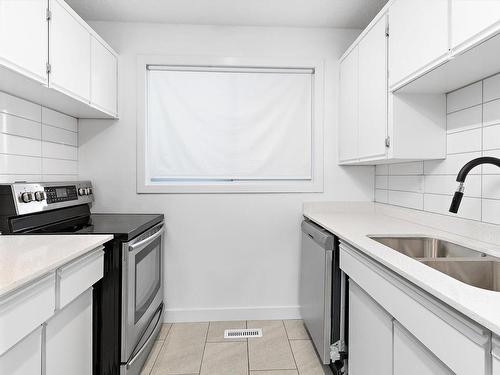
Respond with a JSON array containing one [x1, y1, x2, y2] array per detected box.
[[368, 236, 500, 292]]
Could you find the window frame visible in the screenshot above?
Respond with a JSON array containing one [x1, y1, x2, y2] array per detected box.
[[137, 55, 325, 194]]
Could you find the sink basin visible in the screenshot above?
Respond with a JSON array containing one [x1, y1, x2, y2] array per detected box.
[[368, 235, 500, 292], [368, 236, 486, 259], [421, 259, 500, 292]]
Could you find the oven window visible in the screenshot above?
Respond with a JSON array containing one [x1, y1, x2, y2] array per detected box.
[[135, 238, 161, 323]]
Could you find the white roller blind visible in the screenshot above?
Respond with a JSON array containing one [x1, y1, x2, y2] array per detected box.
[[146, 66, 313, 182]]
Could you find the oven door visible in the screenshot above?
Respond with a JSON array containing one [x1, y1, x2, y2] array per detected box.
[[122, 222, 165, 362]]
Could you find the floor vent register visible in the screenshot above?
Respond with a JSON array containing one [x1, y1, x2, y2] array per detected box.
[[224, 328, 263, 339]]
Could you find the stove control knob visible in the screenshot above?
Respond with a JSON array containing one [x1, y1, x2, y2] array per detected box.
[[21, 192, 33, 203], [87, 188, 93, 195], [34, 191, 45, 202], [85, 188, 91, 195], [78, 188, 86, 196]]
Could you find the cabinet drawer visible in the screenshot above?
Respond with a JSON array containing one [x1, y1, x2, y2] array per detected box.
[[0, 274, 55, 355], [0, 325, 43, 375], [57, 248, 103, 309], [394, 321, 453, 375], [340, 243, 490, 375]]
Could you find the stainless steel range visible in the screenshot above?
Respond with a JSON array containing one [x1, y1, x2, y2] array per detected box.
[[0, 181, 165, 375]]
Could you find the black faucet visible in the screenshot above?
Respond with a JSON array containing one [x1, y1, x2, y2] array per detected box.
[[449, 157, 500, 213]]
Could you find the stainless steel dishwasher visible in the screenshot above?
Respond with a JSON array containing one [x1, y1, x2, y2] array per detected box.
[[300, 220, 346, 373]]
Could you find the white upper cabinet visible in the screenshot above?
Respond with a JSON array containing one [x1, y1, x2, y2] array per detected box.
[[338, 46, 359, 163], [358, 15, 388, 160], [0, 0, 118, 118], [388, 0, 449, 88], [451, 0, 500, 51], [49, 0, 91, 102], [0, 0, 48, 84], [91, 36, 118, 116]]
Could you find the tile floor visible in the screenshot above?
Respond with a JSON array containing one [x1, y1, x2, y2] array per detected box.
[[141, 320, 332, 375]]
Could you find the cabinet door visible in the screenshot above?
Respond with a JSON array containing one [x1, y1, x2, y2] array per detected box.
[[338, 46, 359, 163], [388, 0, 449, 87], [49, 0, 91, 102], [0, 0, 48, 83], [493, 335, 500, 375], [0, 326, 42, 375], [451, 0, 500, 50], [358, 15, 388, 160], [394, 322, 453, 375], [46, 289, 92, 375], [348, 281, 392, 375], [91, 36, 117, 115]]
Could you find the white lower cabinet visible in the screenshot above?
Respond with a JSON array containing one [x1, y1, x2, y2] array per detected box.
[[0, 326, 43, 375], [493, 336, 500, 375], [341, 242, 492, 375], [46, 288, 93, 375], [394, 322, 453, 375], [348, 281, 393, 375]]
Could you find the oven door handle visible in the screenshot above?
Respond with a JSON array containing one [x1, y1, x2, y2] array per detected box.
[[129, 224, 164, 251], [127, 303, 164, 369]]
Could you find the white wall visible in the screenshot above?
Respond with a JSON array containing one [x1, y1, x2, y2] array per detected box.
[[376, 75, 500, 226], [78, 22, 374, 322], [0, 91, 78, 182]]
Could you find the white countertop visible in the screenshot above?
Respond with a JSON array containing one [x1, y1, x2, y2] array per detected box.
[[304, 202, 500, 336], [0, 235, 113, 298]]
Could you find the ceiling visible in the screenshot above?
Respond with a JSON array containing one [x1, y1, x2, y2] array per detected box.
[[65, 0, 388, 28]]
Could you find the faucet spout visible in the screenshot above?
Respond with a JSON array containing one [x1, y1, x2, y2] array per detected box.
[[450, 157, 500, 213]]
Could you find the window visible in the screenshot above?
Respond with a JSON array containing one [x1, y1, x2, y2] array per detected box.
[[137, 56, 324, 193]]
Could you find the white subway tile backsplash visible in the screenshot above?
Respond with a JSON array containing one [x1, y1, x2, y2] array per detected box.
[[447, 82, 482, 113], [424, 174, 481, 198], [388, 161, 423, 175], [42, 108, 78, 132], [0, 174, 42, 183], [424, 152, 482, 175], [484, 73, 500, 102], [375, 175, 388, 189], [375, 164, 388, 176], [379, 79, 500, 226], [42, 174, 78, 182], [482, 175, 500, 200], [0, 113, 41, 139], [446, 105, 482, 133], [482, 199, 500, 225], [42, 125, 78, 146], [483, 99, 500, 127], [483, 149, 500, 174], [388, 175, 424, 193], [447, 128, 482, 154], [375, 189, 388, 203], [388, 190, 423, 210], [0, 154, 42, 175], [483, 124, 500, 151], [0, 91, 79, 182], [42, 159, 78, 175], [0, 134, 42, 157], [0, 92, 41, 122], [42, 142, 77, 160], [424, 194, 482, 221]]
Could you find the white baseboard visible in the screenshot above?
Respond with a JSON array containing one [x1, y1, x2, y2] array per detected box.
[[164, 305, 301, 323]]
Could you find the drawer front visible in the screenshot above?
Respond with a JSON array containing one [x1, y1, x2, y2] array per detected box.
[[0, 274, 55, 355], [58, 248, 104, 309], [0, 325, 43, 375], [340, 243, 490, 375], [394, 321, 453, 375]]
